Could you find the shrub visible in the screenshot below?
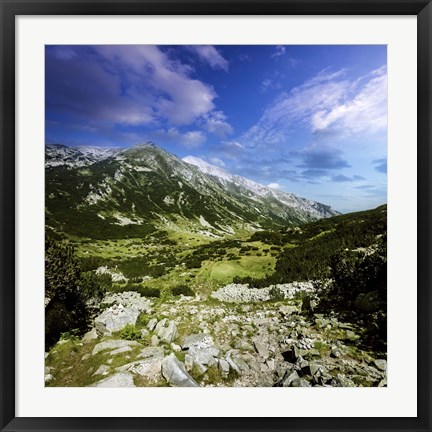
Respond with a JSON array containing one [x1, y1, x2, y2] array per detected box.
[[330, 235, 387, 301], [45, 239, 88, 349], [119, 324, 141, 341], [130, 277, 143, 283], [172, 285, 195, 297], [268, 286, 285, 302], [79, 271, 109, 302], [45, 239, 111, 349], [122, 283, 161, 298]]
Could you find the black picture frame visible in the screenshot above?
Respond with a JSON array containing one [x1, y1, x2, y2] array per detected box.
[[1, 1, 431, 431]]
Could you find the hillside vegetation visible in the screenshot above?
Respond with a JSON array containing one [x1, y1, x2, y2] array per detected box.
[[45, 201, 387, 388]]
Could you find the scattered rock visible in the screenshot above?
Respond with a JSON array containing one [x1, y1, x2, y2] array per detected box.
[[373, 359, 387, 371], [155, 320, 178, 343], [82, 328, 98, 343], [171, 343, 181, 352], [253, 340, 270, 359], [332, 374, 356, 387], [147, 318, 158, 331], [181, 333, 213, 350], [138, 346, 165, 359], [110, 346, 132, 356], [93, 365, 110, 376], [117, 358, 162, 381], [281, 370, 300, 387], [101, 291, 152, 312], [92, 340, 141, 356], [219, 359, 230, 378], [331, 345, 344, 358], [161, 353, 199, 387], [151, 335, 160, 346], [279, 305, 298, 316], [211, 282, 314, 303], [291, 378, 310, 387], [94, 305, 141, 336], [45, 374, 54, 383], [185, 354, 194, 371], [189, 346, 219, 366], [90, 372, 136, 387]]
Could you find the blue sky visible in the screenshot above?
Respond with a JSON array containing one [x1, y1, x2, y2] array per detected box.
[[45, 45, 387, 213]]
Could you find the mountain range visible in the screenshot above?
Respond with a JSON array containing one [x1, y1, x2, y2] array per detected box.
[[45, 143, 339, 239]]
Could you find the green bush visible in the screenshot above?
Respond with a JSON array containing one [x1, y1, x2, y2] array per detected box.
[[119, 324, 141, 341], [268, 286, 285, 301], [122, 283, 160, 298], [45, 238, 110, 349], [172, 285, 195, 297], [330, 235, 387, 301], [45, 239, 88, 349], [79, 271, 110, 302]]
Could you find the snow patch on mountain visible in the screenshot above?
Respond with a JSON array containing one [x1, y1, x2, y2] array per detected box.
[[183, 156, 338, 220], [199, 215, 214, 230]]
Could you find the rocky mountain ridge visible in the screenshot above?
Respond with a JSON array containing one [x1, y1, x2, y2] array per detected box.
[[45, 142, 339, 239]]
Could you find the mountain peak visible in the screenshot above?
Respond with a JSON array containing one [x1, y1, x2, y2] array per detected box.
[[183, 156, 233, 181]]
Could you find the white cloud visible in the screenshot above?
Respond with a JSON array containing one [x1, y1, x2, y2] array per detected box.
[[261, 79, 282, 93], [271, 46, 286, 58], [311, 69, 387, 134], [94, 45, 216, 126], [267, 182, 282, 190], [186, 46, 229, 71], [209, 157, 226, 167], [241, 66, 387, 147], [202, 111, 233, 137], [153, 128, 206, 148]]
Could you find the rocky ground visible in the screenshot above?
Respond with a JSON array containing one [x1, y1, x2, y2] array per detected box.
[[45, 284, 387, 388]]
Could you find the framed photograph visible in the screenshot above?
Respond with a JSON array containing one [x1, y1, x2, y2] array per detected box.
[[1, 1, 431, 431]]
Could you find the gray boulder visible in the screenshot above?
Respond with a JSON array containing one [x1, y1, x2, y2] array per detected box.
[[182, 333, 213, 350], [155, 320, 178, 343], [189, 346, 219, 366], [90, 372, 135, 387], [92, 339, 141, 356], [117, 358, 163, 382], [161, 353, 199, 387], [219, 359, 230, 378], [93, 365, 110, 376], [373, 359, 387, 371], [110, 346, 132, 356], [147, 318, 158, 331], [138, 346, 165, 359], [331, 373, 356, 387], [82, 328, 98, 343], [253, 339, 270, 358], [94, 305, 140, 336], [281, 370, 300, 387]]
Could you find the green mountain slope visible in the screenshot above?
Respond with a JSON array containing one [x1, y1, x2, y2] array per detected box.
[[45, 143, 339, 239]]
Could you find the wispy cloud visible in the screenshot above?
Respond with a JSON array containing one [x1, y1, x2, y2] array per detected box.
[[267, 182, 282, 190], [201, 111, 233, 138], [261, 79, 282, 93], [240, 66, 387, 148], [208, 157, 225, 167], [186, 45, 229, 71], [271, 46, 286, 58], [373, 158, 387, 173], [331, 174, 365, 183], [152, 128, 206, 148]]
